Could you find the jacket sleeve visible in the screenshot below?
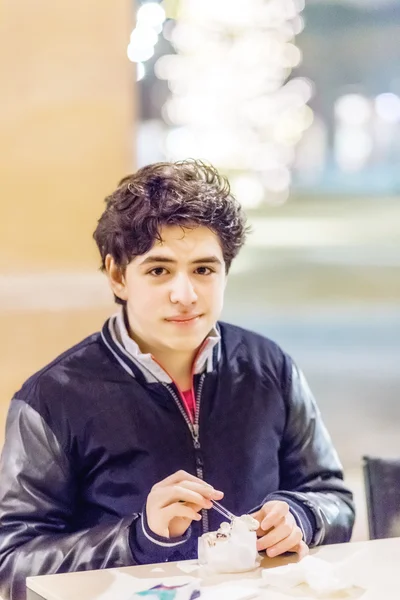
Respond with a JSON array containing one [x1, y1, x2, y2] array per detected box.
[[268, 359, 355, 547], [0, 399, 191, 600]]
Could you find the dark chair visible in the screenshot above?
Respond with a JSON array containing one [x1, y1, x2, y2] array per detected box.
[[363, 455, 400, 539]]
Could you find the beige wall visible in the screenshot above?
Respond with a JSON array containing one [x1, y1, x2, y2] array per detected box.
[[0, 1, 134, 442], [0, 0, 134, 270]]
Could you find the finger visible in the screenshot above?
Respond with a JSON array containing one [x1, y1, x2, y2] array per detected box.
[[249, 510, 269, 538], [154, 470, 208, 488], [256, 518, 294, 551], [157, 485, 214, 509], [255, 523, 271, 538], [260, 502, 289, 531], [180, 501, 205, 514], [265, 527, 303, 557], [179, 480, 224, 500], [163, 502, 203, 522]]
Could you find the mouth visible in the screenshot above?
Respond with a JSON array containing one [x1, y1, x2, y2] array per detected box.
[[165, 314, 202, 324]]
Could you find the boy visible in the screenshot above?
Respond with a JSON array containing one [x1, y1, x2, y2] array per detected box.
[[0, 160, 354, 600]]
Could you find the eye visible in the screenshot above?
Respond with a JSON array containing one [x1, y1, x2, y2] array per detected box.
[[148, 267, 168, 277], [195, 266, 214, 275]]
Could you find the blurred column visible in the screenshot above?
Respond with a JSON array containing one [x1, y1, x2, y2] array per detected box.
[[0, 1, 134, 442], [0, 0, 134, 270]]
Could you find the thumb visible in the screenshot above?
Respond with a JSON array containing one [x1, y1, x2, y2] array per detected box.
[[250, 508, 263, 522], [250, 508, 268, 537]]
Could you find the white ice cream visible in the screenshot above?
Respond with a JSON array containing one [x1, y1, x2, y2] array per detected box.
[[198, 514, 260, 573]]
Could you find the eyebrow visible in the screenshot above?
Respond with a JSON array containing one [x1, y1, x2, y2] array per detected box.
[[139, 255, 223, 266]]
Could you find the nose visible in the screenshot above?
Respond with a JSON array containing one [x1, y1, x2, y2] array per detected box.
[[169, 273, 198, 306]]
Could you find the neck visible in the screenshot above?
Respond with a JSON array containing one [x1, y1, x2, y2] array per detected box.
[[151, 350, 195, 391]]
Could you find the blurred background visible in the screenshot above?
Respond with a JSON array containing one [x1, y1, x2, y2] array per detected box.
[[1, 0, 399, 542]]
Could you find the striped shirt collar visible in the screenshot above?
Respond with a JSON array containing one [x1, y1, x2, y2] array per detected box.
[[101, 310, 221, 384]]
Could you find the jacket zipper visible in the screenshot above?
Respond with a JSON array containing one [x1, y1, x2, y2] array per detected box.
[[163, 373, 209, 533]]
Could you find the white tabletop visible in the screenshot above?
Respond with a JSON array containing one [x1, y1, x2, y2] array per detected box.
[[26, 537, 400, 600]]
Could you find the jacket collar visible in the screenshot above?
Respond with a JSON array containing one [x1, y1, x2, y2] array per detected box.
[[101, 310, 221, 384]]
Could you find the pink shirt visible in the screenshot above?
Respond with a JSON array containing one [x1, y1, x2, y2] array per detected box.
[[181, 388, 196, 423]]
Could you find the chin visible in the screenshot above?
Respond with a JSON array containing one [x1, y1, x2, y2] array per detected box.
[[165, 332, 206, 352], [168, 338, 202, 352]]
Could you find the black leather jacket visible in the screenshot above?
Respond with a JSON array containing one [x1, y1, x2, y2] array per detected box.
[[0, 319, 355, 599]]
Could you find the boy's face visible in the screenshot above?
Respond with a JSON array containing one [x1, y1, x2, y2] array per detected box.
[[107, 225, 227, 355]]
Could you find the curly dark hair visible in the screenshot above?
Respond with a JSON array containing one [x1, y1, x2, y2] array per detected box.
[[93, 159, 249, 304]]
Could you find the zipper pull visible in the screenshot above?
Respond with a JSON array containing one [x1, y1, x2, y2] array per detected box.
[[192, 423, 200, 447]]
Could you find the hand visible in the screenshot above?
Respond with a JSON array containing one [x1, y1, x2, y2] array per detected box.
[[251, 500, 309, 558], [146, 470, 224, 538]]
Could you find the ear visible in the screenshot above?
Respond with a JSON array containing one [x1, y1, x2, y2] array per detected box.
[[105, 255, 128, 302]]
